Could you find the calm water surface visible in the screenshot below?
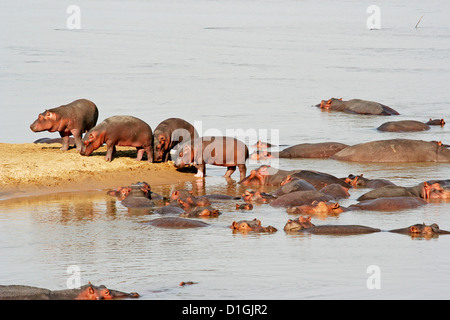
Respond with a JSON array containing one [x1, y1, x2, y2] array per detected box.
[[1, 0, 450, 299]]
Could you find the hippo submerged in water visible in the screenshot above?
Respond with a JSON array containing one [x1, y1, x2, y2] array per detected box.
[[30, 99, 99, 151], [250, 142, 348, 160], [0, 282, 139, 300], [316, 98, 399, 115]]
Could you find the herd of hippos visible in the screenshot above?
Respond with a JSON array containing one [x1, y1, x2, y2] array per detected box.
[[3, 97, 446, 299]]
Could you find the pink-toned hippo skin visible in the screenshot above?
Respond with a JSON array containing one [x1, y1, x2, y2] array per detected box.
[[331, 139, 450, 163], [80, 115, 153, 162], [30, 99, 98, 151]]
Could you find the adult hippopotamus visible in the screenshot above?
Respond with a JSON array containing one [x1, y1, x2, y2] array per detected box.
[[250, 142, 348, 160], [239, 165, 350, 189], [172, 136, 249, 179], [389, 223, 450, 237], [80, 115, 153, 162], [377, 120, 430, 132], [242, 190, 275, 203], [316, 98, 399, 115], [319, 184, 350, 199], [153, 118, 198, 162], [230, 218, 277, 233], [270, 190, 333, 208], [179, 206, 221, 218], [283, 216, 381, 234], [344, 174, 395, 188], [236, 203, 253, 210], [146, 217, 210, 228], [107, 182, 163, 208], [0, 283, 139, 300], [349, 197, 428, 211], [30, 99, 99, 151], [331, 139, 450, 163], [356, 184, 426, 201], [272, 177, 316, 196], [286, 201, 345, 216], [422, 182, 450, 200], [425, 118, 445, 126]]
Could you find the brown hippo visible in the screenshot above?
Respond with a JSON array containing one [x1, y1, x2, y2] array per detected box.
[[251, 142, 348, 160], [349, 197, 428, 211], [30, 99, 99, 151], [242, 190, 275, 203], [389, 223, 450, 238], [154, 206, 187, 215], [331, 139, 450, 163], [319, 184, 350, 199], [0, 283, 139, 300], [33, 137, 76, 146], [286, 201, 345, 216], [146, 217, 210, 228], [153, 118, 198, 162], [422, 182, 450, 200], [272, 177, 316, 196], [236, 203, 254, 210], [80, 115, 153, 162], [108, 182, 163, 208], [344, 174, 395, 189], [230, 218, 277, 233], [179, 206, 221, 218], [239, 165, 351, 189], [316, 98, 399, 115], [284, 217, 381, 235], [173, 136, 249, 179], [270, 190, 333, 208], [377, 120, 430, 132], [357, 183, 427, 201], [425, 118, 445, 126]]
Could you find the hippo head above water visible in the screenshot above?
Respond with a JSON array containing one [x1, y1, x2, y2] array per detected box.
[[318, 98, 343, 109]]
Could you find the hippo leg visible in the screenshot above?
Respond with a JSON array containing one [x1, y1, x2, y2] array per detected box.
[[59, 132, 71, 151], [224, 166, 236, 178], [136, 147, 145, 161], [145, 146, 153, 163], [71, 129, 83, 151], [195, 164, 205, 178], [238, 164, 247, 181], [105, 144, 116, 162]]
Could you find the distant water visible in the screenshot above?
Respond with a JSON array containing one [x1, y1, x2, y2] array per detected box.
[[1, 0, 450, 300]]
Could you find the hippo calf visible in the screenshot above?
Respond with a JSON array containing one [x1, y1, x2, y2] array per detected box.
[[172, 136, 249, 180], [30, 99, 99, 151], [153, 117, 198, 162], [80, 115, 153, 162]]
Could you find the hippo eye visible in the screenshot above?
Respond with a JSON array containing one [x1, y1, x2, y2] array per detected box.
[[327, 99, 332, 104], [179, 151, 183, 157]]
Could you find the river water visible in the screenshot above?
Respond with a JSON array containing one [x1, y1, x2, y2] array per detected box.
[[1, 0, 450, 299]]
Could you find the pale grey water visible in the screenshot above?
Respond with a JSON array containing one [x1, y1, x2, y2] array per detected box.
[[1, 0, 450, 299]]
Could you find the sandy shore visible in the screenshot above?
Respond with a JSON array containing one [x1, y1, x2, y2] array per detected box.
[[0, 142, 196, 200]]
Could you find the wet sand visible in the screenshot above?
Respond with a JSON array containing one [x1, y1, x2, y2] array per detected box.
[[0, 142, 196, 200]]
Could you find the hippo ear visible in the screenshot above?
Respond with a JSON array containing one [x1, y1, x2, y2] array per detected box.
[[409, 226, 420, 233], [231, 221, 237, 229], [45, 111, 57, 121], [339, 98, 343, 101]]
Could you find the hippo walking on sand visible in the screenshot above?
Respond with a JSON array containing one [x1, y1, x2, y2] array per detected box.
[[30, 99, 99, 151]]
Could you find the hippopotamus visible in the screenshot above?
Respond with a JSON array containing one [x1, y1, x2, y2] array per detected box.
[[251, 140, 278, 150], [172, 136, 249, 179], [236, 203, 253, 210], [422, 182, 450, 200], [30, 99, 99, 151], [154, 206, 187, 215], [230, 218, 277, 233], [179, 206, 221, 218], [270, 190, 333, 208], [174, 196, 211, 210], [80, 115, 153, 162], [357, 183, 427, 201], [153, 118, 198, 162], [239, 165, 351, 189], [349, 197, 428, 211], [108, 182, 163, 208], [0, 283, 139, 300], [250, 142, 349, 160], [377, 120, 430, 132], [425, 118, 445, 126], [283, 217, 381, 235], [33, 137, 76, 146], [389, 223, 450, 237], [344, 174, 395, 189], [319, 184, 350, 199], [242, 190, 275, 203], [272, 177, 316, 196], [331, 139, 450, 163], [146, 217, 210, 228], [286, 201, 345, 216], [316, 98, 399, 115]]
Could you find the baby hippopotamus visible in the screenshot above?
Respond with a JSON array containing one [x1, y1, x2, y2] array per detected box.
[[30, 99, 99, 151], [80, 115, 153, 162], [172, 136, 249, 179]]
